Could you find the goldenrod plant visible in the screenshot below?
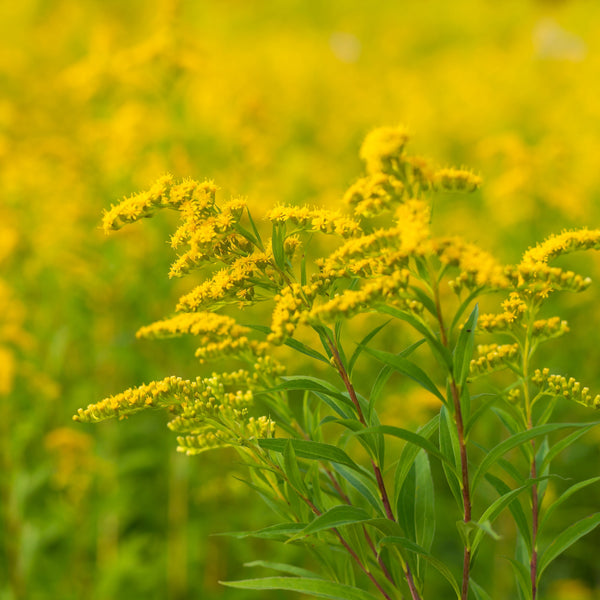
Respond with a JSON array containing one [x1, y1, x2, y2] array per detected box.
[[75, 127, 600, 600]]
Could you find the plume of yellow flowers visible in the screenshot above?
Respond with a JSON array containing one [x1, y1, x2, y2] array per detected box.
[[76, 125, 600, 459]]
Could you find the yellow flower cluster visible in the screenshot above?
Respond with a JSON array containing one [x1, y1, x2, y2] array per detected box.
[[514, 264, 592, 296], [266, 205, 361, 238], [176, 252, 274, 312], [73, 375, 196, 422], [521, 228, 600, 266], [307, 271, 420, 326], [102, 175, 217, 232], [169, 197, 253, 278], [433, 168, 482, 192], [470, 343, 520, 376], [345, 126, 481, 220], [477, 293, 527, 333], [195, 338, 269, 364], [176, 416, 276, 456], [268, 283, 311, 344], [343, 173, 405, 218], [532, 369, 600, 409], [438, 237, 510, 293], [360, 126, 411, 174], [532, 317, 569, 340], [136, 312, 249, 343]]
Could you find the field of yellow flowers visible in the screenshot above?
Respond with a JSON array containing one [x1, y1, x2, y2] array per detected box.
[[2, 1, 600, 599]]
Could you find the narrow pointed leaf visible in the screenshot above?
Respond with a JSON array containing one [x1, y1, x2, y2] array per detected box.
[[302, 506, 372, 536], [244, 560, 323, 579], [453, 304, 478, 387], [258, 438, 368, 477], [378, 537, 461, 599], [363, 347, 446, 404], [348, 320, 390, 375], [537, 513, 600, 580], [221, 577, 381, 600], [539, 476, 600, 534], [471, 422, 595, 492], [353, 425, 455, 474]]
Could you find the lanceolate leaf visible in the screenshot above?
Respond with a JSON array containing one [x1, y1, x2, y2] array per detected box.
[[479, 474, 532, 555], [539, 477, 600, 534], [538, 424, 597, 475], [353, 425, 455, 474], [375, 305, 453, 370], [537, 513, 600, 581], [219, 522, 307, 540], [453, 304, 479, 387], [301, 505, 372, 536], [244, 560, 323, 579], [363, 347, 446, 404], [378, 537, 461, 599], [471, 422, 597, 492], [221, 576, 381, 600], [258, 438, 370, 478]]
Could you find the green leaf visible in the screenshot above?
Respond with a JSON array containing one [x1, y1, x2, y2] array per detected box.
[[302, 505, 372, 536], [505, 557, 532, 600], [220, 522, 307, 540], [348, 320, 390, 376], [353, 425, 455, 474], [331, 465, 385, 516], [394, 415, 439, 503], [439, 406, 463, 509], [221, 577, 381, 600], [453, 304, 479, 387], [471, 422, 595, 492], [470, 579, 494, 600], [284, 338, 331, 364], [265, 377, 353, 409], [244, 560, 323, 579], [538, 424, 597, 475], [284, 440, 308, 495], [539, 477, 600, 534], [415, 452, 435, 553], [378, 537, 461, 599], [245, 206, 264, 250], [363, 347, 446, 404], [375, 305, 453, 370], [478, 474, 532, 555], [244, 323, 330, 364], [258, 438, 369, 477], [537, 513, 600, 581], [272, 222, 286, 270]]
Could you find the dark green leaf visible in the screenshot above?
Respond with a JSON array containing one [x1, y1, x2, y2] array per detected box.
[[348, 321, 390, 376], [539, 477, 600, 534], [258, 438, 368, 477], [479, 474, 531, 555], [221, 576, 381, 600], [376, 305, 453, 370], [378, 537, 461, 598], [302, 505, 372, 536], [439, 406, 463, 508], [244, 560, 322, 579], [272, 223, 286, 270], [353, 425, 455, 474], [284, 440, 308, 495], [363, 347, 446, 404], [331, 465, 384, 516], [453, 304, 479, 387], [219, 522, 306, 540], [505, 557, 532, 600], [471, 422, 595, 492], [537, 513, 600, 581]]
